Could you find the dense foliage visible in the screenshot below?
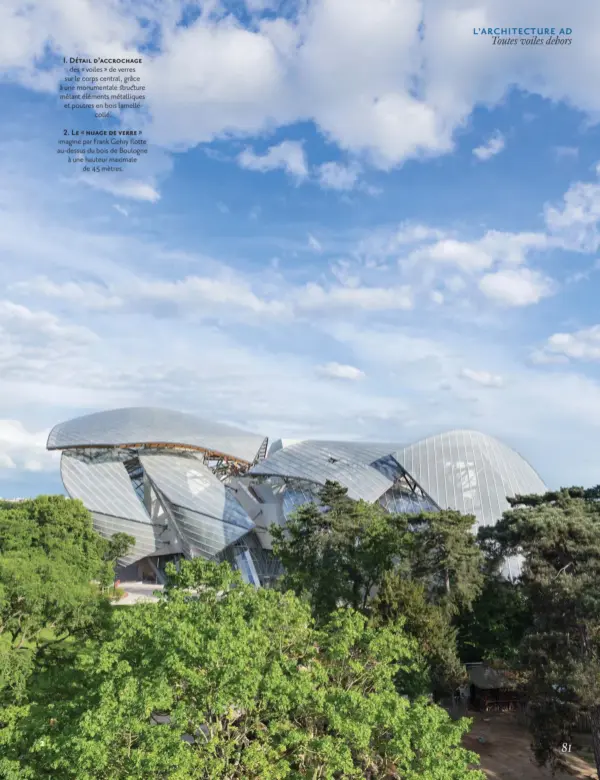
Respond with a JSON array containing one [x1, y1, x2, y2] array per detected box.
[[271, 482, 484, 617], [455, 576, 531, 664], [0, 495, 108, 577], [271, 481, 413, 617], [479, 488, 600, 775], [408, 510, 484, 615], [0, 558, 483, 780], [0, 497, 133, 704], [373, 574, 467, 697], [271, 482, 482, 696], [5, 480, 600, 777]]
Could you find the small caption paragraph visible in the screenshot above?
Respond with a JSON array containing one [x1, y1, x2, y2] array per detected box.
[[57, 56, 147, 173], [57, 128, 147, 173]]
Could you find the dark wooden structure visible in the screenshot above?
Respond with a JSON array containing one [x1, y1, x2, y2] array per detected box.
[[466, 663, 525, 712]]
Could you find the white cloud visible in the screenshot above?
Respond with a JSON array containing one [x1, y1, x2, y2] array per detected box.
[[308, 233, 323, 252], [316, 362, 366, 380], [316, 161, 360, 191], [478, 268, 556, 307], [325, 322, 451, 371], [113, 204, 129, 217], [460, 368, 503, 388], [2, 0, 600, 174], [411, 239, 492, 272], [356, 223, 447, 270], [472, 132, 505, 162], [11, 278, 122, 310], [478, 231, 549, 265], [535, 326, 600, 363], [0, 300, 98, 344], [394, 224, 446, 245], [238, 141, 308, 180], [136, 275, 287, 316], [0, 452, 16, 469], [0, 420, 53, 473], [80, 177, 161, 203], [530, 349, 570, 366], [544, 167, 600, 252], [296, 282, 413, 312], [408, 231, 547, 274]]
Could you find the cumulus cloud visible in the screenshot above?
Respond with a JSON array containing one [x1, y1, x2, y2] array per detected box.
[[316, 362, 366, 380], [0, 420, 53, 473], [472, 132, 505, 161], [1, 0, 598, 173], [535, 326, 600, 363], [316, 161, 361, 191], [478, 268, 556, 307], [407, 231, 549, 275], [238, 141, 308, 180], [411, 239, 492, 272], [460, 368, 503, 388], [544, 165, 600, 252]]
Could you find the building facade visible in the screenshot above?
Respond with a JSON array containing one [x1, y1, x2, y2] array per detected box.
[[47, 407, 547, 585]]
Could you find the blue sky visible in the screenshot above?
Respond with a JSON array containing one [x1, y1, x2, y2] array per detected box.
[[1, 0, 600, 497]]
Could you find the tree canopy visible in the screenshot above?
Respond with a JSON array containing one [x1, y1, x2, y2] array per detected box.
[[271, 482, 483, 697], [373, 574, 467, 697], [0, 497, 133, 706], [408, 510, 484, 615], [271, 481, 413, 617], [0, 495, 107, 578], [479, 488, 600, 775], [0, 558, 484, 780]]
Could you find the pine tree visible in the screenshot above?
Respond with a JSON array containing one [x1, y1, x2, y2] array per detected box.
[[481, 488, 600, 775]]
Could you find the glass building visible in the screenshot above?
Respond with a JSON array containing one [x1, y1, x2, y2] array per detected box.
[[47, 407, 547, 585]]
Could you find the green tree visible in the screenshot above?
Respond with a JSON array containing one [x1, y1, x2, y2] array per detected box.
[[272, 483, 480, 698], [271, 481, 412, 619], [272, 486, 484, 620], [0, 495, 107, 579], [104, 532, 136, 564], [99, 532, 136, 590], [455, 576, 531, 664], [409, 510, 484, 615], [0, 558, 484, 780], [480, 488, 600, 776], [373, 574, 467, 698], [0, 552, 110, 699], [0, 497, 127, 702]]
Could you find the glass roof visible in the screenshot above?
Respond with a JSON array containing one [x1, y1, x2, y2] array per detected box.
[[396, 429, 547, 530], [47, 406, 265, 464]]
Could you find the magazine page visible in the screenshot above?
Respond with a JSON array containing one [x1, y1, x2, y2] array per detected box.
[[0, 2, 597, 778]]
